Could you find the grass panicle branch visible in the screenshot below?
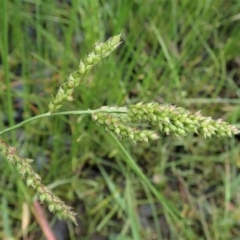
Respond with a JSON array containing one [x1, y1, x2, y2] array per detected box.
[[0, 140, 77, 225], [92, 112, 160, 143], [92, 102, 239, 140], [48, 33, 122, 113], [128, 102, 239, 138]]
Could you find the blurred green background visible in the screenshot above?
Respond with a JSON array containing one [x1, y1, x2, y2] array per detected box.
[[0, 0, 240, 239]]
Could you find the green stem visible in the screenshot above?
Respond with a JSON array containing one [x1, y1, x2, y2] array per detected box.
[[110, 132, 195, 238], [1, 0, 16, 143], [0, 108, 128, 136]]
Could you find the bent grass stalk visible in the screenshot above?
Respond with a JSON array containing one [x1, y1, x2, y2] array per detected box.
[[0, 32, 239, 225]]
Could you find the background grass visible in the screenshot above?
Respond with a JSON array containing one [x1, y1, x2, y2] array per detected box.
[[0, 0, 240, 239]]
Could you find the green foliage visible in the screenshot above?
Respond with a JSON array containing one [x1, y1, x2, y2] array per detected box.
[[0, 0, 240, 239]]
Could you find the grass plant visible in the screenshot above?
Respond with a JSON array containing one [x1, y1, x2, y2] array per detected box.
[[1, 1, 240, 239]]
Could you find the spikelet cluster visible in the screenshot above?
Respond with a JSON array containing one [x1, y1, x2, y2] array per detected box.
[[49, 33, 122, 113], [92, 102, 239, 141], [92, 112, 159, 143], [0, 140, 77, 225], [128, 102, 240, 138]]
